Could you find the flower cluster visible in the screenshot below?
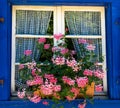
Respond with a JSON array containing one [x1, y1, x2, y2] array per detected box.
[[18, 34, 104, 108]]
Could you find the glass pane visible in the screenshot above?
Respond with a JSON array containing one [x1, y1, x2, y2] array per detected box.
[[16, 10, 53, 35], [16, 38, 40, 62], [66, 38, 102, 62], [15, 65, 27, 91], [65, 11, 101, 35], [15, 37, 53, 91], [16, 38, 53, 62]]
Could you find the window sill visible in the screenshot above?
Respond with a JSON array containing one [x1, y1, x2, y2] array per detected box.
[[0, 98, 120, 108]]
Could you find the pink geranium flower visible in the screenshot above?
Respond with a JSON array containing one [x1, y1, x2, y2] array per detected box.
[[28, 95, 41, 103], [76, 77, 88, 88], [44, 44, 50, 49], [66, 59, 77, 67], [24, 50, 32, 56], [60, 48, 69, 55], [54, 33, 63, 40], [53, 93, 60, 99], [53, 56, 65, 65], [66, 95, 75, 101], [38, 38, 46, 43], [50, 77, 57, 84], [31, 69, 37, 76], [86, 44, 96, 51], [44, 74, 54, 79], [27, 62, 35, 69], [26, 76, 43, 86], [62, 76, 75, 86], [78, 39, 87, 44], [94, 70, 104, 79], [70, 87, 79, 95], [52, 46, 58, 52], [65, 28, 69, 32], [72, 65, 80, 72], [53, 85, 61, 92], [40, 85, 53, 95], [83, 69, 93, 76], [78, 103, 86, 108], [95, 84, 103, 92], [71, 50, 76, 55], [42, 101, 49, 105], [17, 90, 25, 99], [67, 78, 75, 86], [19, 64, 24, 70]]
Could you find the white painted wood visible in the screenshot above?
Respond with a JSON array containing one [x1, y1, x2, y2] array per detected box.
[[13, 6, 56, 11], [62, 6, 105, 12], [101, 7, 107, 92], [11, 6, 56, 93], [65, 35, 102, 38], [11, 6, 16, 92], [62, 6, 107, 92], [54, 6, 63, 46], [15, 35, 53, 38]]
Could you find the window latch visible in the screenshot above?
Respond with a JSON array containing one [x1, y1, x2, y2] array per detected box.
[[0, 18, 4, 23]]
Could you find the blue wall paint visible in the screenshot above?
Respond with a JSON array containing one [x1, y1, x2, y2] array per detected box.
[[0, 0, 120, 107]]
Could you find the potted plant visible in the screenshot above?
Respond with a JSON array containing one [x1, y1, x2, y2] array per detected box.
[[17, 34, 104, 108]]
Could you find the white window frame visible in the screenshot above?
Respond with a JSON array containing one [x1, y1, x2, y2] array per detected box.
[[11, 6, 57, 92], [61, 6, 107, 93], [11, 6, 107, 93]]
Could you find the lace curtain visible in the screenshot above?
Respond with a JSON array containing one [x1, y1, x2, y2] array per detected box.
[[65, 11, 102, 60], [15, 10, 52, 88], [16, 10, 52, 62]]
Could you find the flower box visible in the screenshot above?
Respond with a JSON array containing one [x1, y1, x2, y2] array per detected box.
[[17, 34, 104, 108]]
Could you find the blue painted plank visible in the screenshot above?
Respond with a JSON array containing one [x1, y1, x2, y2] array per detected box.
[[0, 99, 120, 108], [8, 0, 111, 5], [0, 0, 120, 103], [105, 3, 113, 99], [110, 4, 120, 99], [0, 0, 11, 100]]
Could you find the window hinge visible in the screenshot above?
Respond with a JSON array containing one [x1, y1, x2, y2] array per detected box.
[[0, 18, 4, 23], [0, 80, 4, 85]]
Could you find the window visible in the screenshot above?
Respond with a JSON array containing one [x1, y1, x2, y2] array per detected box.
[[11, 6, 107, 94]]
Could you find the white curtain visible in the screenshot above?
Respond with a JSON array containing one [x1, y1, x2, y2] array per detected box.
[[16, 10, 52, 62], [15, 10, 52, 89], [65, 11, 102, 60]]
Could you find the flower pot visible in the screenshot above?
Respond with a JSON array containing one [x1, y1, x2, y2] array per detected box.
[[79, 82, 95, 98]]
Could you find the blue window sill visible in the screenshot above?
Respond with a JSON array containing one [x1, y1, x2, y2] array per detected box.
[[0, 99, 120, 108]]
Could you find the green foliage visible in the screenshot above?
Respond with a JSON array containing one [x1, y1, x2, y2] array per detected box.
[[17, 36, 104, 107]]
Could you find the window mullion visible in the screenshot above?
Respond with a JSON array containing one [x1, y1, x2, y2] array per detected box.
[[56, 6, 62, 34], [101, 8, 107, 92], [54, 6, 63, 46]]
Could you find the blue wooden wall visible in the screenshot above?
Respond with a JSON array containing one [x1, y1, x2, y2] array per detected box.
[[0, 0, 120, 107]]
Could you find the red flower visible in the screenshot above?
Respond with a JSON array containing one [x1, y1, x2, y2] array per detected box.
[[78, 103, 86, 108], [60, 48, 69, 55], [86, 44, 95, 51], [38, 38, 46, 43], [42, 101, 49, 105], [44, 44, 50, 49], [54, 33, 63, 40], [24, 50, 32, 56], [95, 84, 103, 92]]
